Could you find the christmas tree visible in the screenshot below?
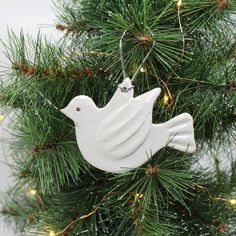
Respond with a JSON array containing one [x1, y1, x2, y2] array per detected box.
[[1, 0, 236, 235]]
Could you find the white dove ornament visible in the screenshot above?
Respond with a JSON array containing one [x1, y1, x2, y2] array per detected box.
[[61, 77, 196, 173]]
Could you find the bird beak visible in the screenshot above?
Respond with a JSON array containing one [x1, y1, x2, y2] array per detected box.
[[60, 108, 70, 118], [60, 107, 74, 121], [60, 108, 66, 114]]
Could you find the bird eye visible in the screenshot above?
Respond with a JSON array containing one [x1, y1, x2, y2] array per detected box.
[[76, 107, 81, 112]]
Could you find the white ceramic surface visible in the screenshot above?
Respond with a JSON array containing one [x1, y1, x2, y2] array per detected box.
[[61, 78, 196, 173]]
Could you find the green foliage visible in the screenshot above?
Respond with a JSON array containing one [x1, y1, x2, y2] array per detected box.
[[175, 154, 236, 235], [0, 0, 236, 235], [54, 0, 236, 145]]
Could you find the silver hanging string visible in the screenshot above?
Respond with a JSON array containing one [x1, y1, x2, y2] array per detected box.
[[119, 27, 156, 83], [131, 28, 155, 82], [119, 29, 128, 80]]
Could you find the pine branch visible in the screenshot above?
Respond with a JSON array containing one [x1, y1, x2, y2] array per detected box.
[[0, 0, 236, 235]]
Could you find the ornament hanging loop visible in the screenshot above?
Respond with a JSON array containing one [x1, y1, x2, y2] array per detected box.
[[119, 29, 128, 80], [119, 27, 156, 83]]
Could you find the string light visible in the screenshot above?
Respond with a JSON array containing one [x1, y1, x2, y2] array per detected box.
[[135, 193, 144, 200], [211, 197, 236, 205], [229, 199, 236, 205], [49, 230, 56, 236], [29, 189, 37, 196], [177, 0, 182, 7], [132, 192, 144, 202], [163, 88, 173, 107], [0, 114, 4, 122], [163, 93, 170, 105], [140, 67, 145, 73]]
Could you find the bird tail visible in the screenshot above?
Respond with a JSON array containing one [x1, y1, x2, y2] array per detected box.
[[165, 113, 196, 153]]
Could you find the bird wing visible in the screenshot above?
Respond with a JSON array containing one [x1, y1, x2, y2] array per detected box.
[[97, 88, 161, 160]]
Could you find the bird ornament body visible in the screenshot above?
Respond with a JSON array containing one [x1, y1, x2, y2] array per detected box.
[[61, 77, 196, 173]]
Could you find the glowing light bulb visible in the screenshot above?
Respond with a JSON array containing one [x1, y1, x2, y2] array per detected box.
[[229, 199, 236, 205], [29, 189, 37, 196], [133, 192, 144, 202], [140, 67, 145, 73], [163, 93, 170, 105], [135, 193, 144, 199], [0, 114, 4, 122], [177, 0, 182, 7], [49, 231, 56, 236]]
